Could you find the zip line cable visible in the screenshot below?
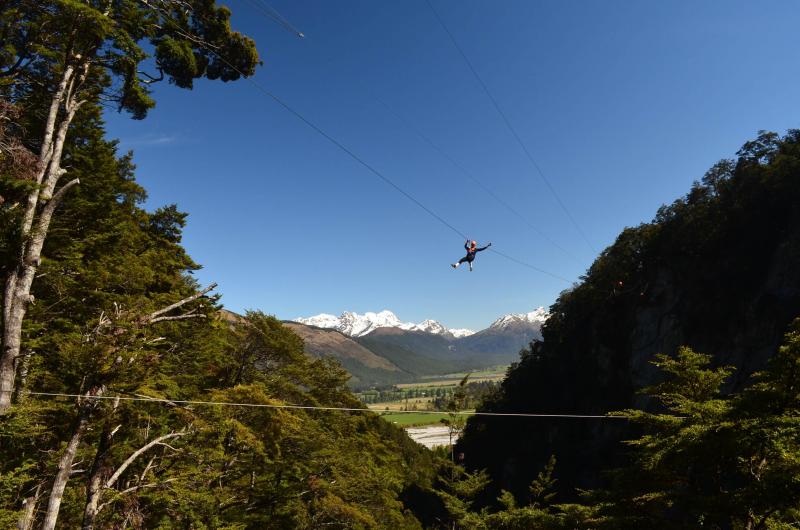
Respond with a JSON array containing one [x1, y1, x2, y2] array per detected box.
[[425, 0, 597, 255], [211, 58, 469, 242], [138, 0, 573, 283], [376, 98, 581, 265], [488, 247, 571, 282], [241, 0, 305, 38], [25, 392, 633, 419], [217, 55, 572, 283], [140, 2, 463, 239]]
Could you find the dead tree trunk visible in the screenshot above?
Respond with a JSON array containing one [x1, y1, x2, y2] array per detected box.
[[35, 284, 214, 529], [0, 57, 88, 413], [80, 413, 119, 530], [16, 483, 40, 530], [12, 348, 33, 402], [81, 431, 186, 529], [40, 395, 96, 530]]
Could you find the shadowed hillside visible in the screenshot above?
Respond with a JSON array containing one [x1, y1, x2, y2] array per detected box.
[[283, 316, 545, 388], [283, 322, 418, 387], [457, 130, 800, 502], [457, 318, 543, 362]]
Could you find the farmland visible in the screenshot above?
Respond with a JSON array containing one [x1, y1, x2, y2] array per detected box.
[[357, 366, 507, 427], [377, 411, 472, 427]]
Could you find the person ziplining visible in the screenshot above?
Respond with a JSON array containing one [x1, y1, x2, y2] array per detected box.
[[452, 239, 491, 271]]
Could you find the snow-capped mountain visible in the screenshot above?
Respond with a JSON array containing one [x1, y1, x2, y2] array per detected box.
[[449, 328, 476, 339], [455, 307, 549, 360], [295, 310, 476, 339], [412, 319, 449, 335], [489, 307, 549, 330], [295, 308, 549, 339], [291, 307, 551, 386]]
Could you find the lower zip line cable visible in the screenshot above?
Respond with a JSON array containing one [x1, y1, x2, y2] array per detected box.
[[425, 0, 597, 255], [25, 392, 633, 419]]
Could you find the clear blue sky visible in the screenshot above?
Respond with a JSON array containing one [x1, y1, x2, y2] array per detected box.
[[104, 0, 800, 331]]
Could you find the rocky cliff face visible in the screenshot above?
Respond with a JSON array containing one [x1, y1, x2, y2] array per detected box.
[[457, 131, 800, 502]]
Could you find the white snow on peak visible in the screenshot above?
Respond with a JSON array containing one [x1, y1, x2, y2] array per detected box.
[[449, 328, 476, 339], [296, 313, 340, 329], [294, 311, 475, 338], [296, 308, 549, 337], [489, 307, 550, 330], [411, 319, 448, 335], [338, 310, 407, 337]]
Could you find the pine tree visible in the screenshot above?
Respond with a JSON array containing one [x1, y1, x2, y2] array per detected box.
[[0, 0, 260, 412], [601, 323, 800, 528]]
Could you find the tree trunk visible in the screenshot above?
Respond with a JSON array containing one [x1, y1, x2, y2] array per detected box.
[[41, 397, 95, 530], [0, 59, 86, 414], [81, 431, 186, 529], [12, 348, 33, 402], [81, 421, 116, 530], [16, 483, 40, 530]]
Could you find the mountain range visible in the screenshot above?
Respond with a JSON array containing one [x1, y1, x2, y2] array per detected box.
[[295, 310, 476, 339], [290, 309, 549, 388]]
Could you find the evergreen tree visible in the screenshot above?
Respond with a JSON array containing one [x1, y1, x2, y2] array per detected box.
[[0, 0, 260, 412], [459, 130, 800, 503], [600, 322, 800, 528]]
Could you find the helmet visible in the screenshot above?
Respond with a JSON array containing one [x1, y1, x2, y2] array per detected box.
[[470, 240, 477, 246]]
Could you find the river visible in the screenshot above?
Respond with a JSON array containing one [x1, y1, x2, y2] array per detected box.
[[405, 425, 457, 449]]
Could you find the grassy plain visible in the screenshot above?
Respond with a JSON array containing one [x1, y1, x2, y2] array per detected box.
[[364, 367, 507, 426], [368, 397, 434, 411], [379, 411, 472, 427], [396, 366, 507, 389]]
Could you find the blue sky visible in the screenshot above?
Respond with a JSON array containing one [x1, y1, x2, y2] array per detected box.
[[105, 0, 800, 330]]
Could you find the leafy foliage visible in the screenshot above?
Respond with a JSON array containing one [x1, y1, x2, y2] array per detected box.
[[459, 130, 800, 502], [0, 0, 260, 118], [597, 325, 800, 528], [0, 85, 435, 529]]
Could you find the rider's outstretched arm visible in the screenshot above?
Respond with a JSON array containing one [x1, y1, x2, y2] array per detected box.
[[476, 243, 492, 252]]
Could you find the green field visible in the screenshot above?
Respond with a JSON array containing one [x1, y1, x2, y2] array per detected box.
[[419, 365, 508, 381], [358, 367, 507, 422], [396, 366, 508, 390], [379, 411, 472, 427]]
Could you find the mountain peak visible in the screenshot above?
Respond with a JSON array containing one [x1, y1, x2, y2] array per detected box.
[[295, 308, 548, 338], [489, 307, 550, 330], [294, 311, 475, 338]]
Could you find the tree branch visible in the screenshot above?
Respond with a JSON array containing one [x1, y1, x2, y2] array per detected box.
[[148, 313, 207, 324], [0, 54, 32, 78], [103, 431, 187, 491], [96, 478, 178, 513], [138, 66, 164, 85], [45, 177, 81, 206], [144, 283, 217, 324]]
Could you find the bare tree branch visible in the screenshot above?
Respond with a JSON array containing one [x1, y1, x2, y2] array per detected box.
[[148, 313, 207, 324], [96, 478, 178, 513], [43, 177, 81, 206], [138, 67, 164, 85], [103, 431, 187, 491], [144, 283, 217, 324]]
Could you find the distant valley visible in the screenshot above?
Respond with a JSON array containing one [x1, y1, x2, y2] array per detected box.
[[289, 309, 548, 388]]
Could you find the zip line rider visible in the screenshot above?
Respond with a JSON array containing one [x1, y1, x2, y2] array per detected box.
[[452, 240, 491, 271]]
